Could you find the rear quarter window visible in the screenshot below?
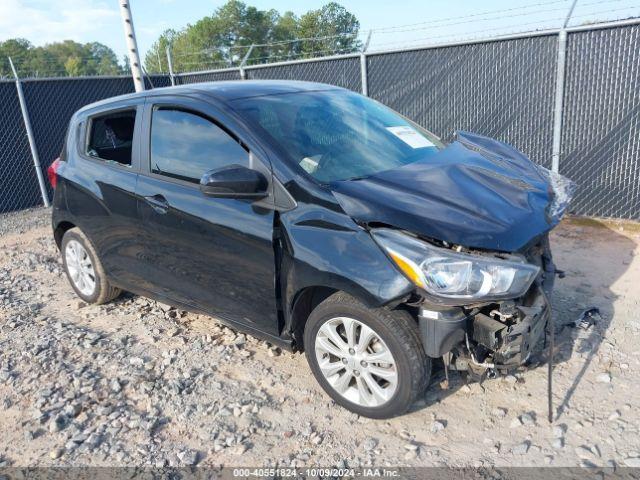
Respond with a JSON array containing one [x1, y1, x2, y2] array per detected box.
[[86, 110, 136, 166]]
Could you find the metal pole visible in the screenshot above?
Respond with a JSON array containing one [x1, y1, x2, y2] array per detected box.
[[166, 46, 175, 86], [548, 0, 578, 424], [551, 0, 578, 173], [118, 0, 145, 92], [156, 49, 162, 74], [239, 44, 255, 80], [548, 292, 555, 423], [360, 31, 372, 96], [360, 53, 368, 96], [8, 57, 50, 208]]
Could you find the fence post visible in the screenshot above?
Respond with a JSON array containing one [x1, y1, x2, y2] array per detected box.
[[8, 57, 50, 208], [551, 31, 568, 174], [240, 45, 255, 80], [166, 46, 175, 86], [360, 31, 372, 96], [551, 0, 578, 173]]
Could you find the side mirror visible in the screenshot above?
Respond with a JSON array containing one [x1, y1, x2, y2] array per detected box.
[[199, 165, 269, 200]]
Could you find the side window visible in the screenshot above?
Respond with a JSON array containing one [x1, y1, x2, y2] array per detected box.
[[150, 107, 249, 183], [86, 110, 136, 166]]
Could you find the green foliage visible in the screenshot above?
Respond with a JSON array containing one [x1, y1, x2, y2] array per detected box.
[[0, 39, 123, 78], [298, 2, 361, 56], [144, 1, 361, 73]]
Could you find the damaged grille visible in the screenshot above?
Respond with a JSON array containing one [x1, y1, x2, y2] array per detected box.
[[468, 235, 553, 369]]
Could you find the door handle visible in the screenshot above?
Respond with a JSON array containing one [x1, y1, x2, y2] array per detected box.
[[144, 194, 169, 214]]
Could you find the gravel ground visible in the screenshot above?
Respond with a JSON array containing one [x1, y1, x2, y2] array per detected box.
[[0, 207, 639, 468]]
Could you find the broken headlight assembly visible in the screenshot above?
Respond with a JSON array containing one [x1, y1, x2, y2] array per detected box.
[[371, 228, 540, 304]]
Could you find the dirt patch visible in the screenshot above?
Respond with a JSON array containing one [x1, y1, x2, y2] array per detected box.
[[0, 208, 639, 468]]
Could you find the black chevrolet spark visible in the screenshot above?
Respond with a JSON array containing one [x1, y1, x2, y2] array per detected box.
[[49, 80, 574, 418]]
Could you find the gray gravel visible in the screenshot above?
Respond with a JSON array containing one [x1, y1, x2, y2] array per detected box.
[[1, 207, 640, 467]]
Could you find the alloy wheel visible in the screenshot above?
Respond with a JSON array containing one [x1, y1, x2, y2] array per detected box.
[[314, 316, 398, 407], [65, 239, 96, 296]]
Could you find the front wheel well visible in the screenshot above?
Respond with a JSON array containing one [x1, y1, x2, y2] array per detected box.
[[54, 221, 76, 248], [290, 286, 338, 352]]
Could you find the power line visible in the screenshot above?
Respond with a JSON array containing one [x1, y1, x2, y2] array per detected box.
[[367, 7, 639, 50], [568, 4, 640, 23], [169, 0, 633, 62], [368, 20, 567, 50], [370, 0, 628, 35], [366, 0, 572, 32], [232, 31, 361, 49]]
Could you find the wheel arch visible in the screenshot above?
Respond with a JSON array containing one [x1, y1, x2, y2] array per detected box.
[[54, 220, 76, 248], [289, 285, 338, 351]]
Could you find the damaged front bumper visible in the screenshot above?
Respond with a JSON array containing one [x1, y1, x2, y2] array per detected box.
[[417, 242, 555, 372]]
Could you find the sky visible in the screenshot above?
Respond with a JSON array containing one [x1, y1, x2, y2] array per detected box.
[[1, 0, 639, 63]]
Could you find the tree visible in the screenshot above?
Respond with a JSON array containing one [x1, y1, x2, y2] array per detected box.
[[145, 0, 361, 73], [0, 39, 124, 78], [0, 38, 34, 77], [298, 3, 361, 56]]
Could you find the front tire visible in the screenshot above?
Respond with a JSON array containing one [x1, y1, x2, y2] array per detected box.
[[61, 228, 121, 304], [304, 292, 430, 419]]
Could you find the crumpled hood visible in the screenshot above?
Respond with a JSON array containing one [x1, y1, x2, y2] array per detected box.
[[330, 131, 575, 252]]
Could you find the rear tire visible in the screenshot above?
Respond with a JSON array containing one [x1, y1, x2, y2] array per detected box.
[[61, 228, 121, 305], [304, 292, 430, 419]]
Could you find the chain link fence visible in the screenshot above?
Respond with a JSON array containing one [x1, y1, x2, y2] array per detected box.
[[0, 81, 39, 212], [561, 24, 640, 218], [246, 56, 362, 92], [1, 22, 639, 220], [177, 69, 241, 84], [367, 35, 558, 168], [0, 75, 169, 212]]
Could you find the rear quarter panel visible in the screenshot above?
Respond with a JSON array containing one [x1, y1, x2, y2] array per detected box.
[[53, 98, 145, 288]]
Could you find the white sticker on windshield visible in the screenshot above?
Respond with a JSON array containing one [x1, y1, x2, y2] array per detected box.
[[299, 155, 320, 174], [386, 126, 435, 149]]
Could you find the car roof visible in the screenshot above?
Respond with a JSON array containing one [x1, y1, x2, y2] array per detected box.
[[76, 80, 344, 115]]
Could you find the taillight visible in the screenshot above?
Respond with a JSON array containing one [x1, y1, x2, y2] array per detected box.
[[47, 158, 61, 189]]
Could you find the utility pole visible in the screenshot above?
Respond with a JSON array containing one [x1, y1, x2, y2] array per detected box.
[[119, 0, 145, 92]]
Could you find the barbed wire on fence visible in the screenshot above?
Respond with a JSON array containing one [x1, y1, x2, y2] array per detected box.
[[5, 52, 128, 79], [166, 1, 639, 74], [363, 9, 638, 51], [368, 0, 630, 35], [4, 0, 638, 78]]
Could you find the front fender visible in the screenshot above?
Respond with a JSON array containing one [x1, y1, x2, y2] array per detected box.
[[278, 200, 413, 332]]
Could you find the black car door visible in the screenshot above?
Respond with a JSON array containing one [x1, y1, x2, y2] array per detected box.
[[65, 99, 145, 289], [135, 95, 279, 335]]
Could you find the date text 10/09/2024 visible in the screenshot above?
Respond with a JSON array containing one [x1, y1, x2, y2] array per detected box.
[[232, 467, 401, 477]]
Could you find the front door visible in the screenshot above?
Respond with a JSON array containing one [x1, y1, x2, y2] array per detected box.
[[135, 98, 278, 335]]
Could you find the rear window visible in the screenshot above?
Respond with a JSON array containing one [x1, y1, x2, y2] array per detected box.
[[86, 110, 136, 166]]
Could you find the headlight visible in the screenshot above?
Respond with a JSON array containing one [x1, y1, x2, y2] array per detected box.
[[371, 228, 540, 303]]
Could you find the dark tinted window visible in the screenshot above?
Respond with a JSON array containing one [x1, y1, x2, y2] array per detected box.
[[150, 107, 248, 182], [87, 110, 136, 166]]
